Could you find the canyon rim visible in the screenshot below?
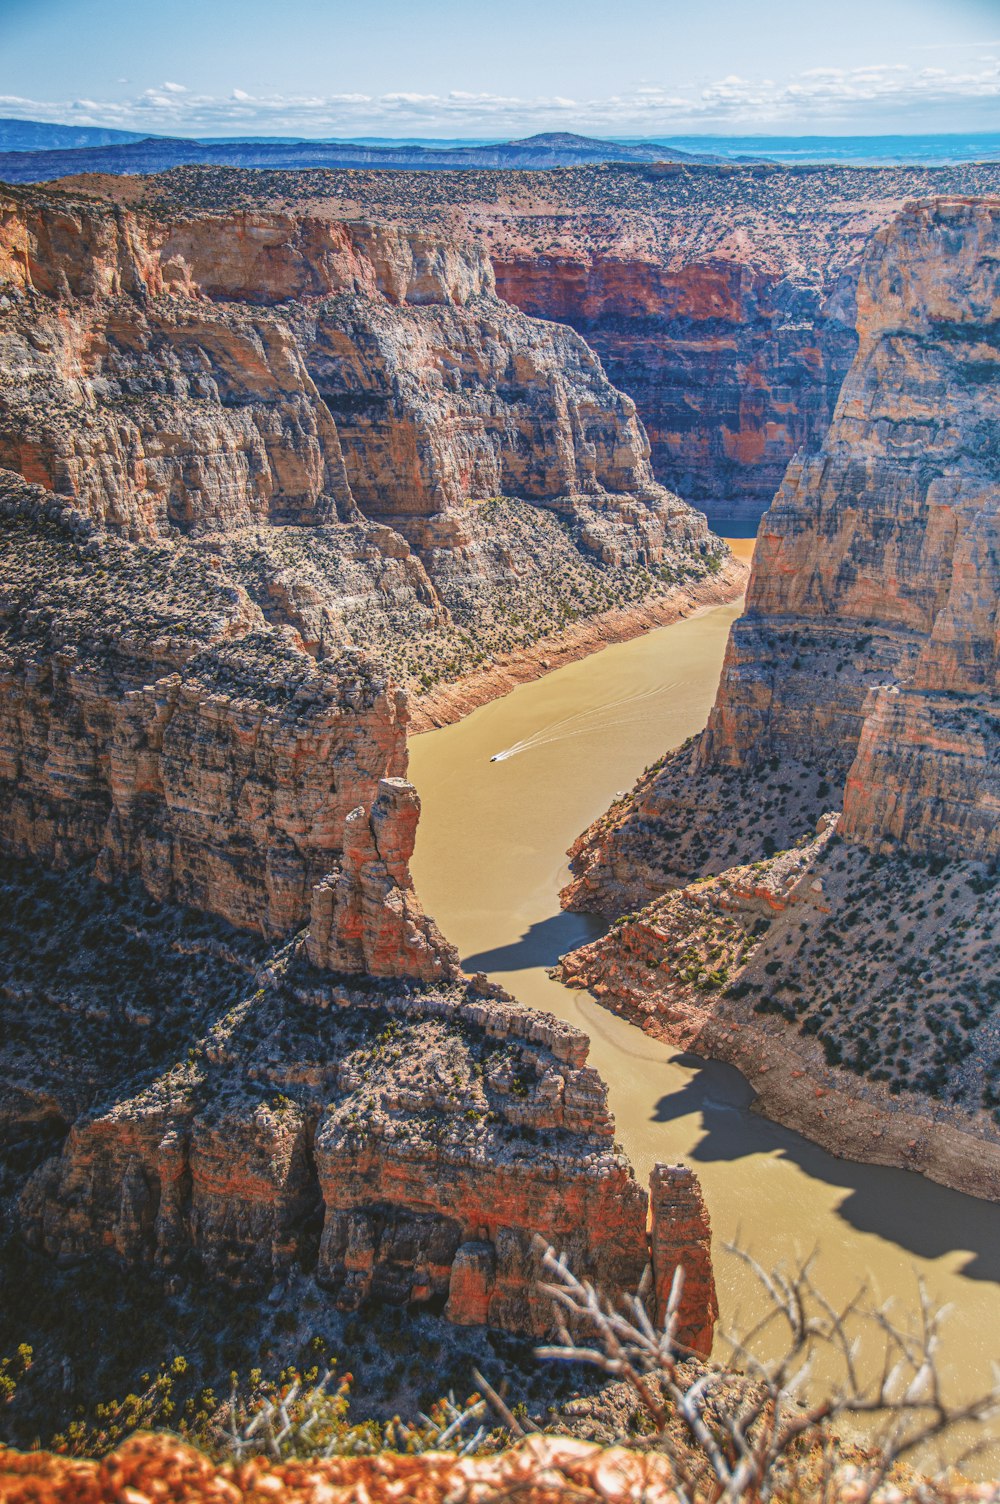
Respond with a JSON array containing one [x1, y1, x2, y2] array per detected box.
[[1, 11, 1000, 1482]]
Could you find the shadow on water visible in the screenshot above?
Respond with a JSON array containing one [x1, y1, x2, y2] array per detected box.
[[655, 1053, 1000, 1283], [462, 909, 606, 974], [466, 906, 1000, 1283]]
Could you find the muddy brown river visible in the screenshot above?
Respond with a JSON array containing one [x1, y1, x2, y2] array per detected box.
[[408, 545, 1000, 1469]]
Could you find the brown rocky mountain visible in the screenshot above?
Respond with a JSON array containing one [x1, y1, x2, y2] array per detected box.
[[559, 197, 1000, 1196], [65, 158, 1000, 526], [0, 177, 723, 1433]]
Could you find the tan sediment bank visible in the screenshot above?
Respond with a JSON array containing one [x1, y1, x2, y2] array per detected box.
[[408, 557, 748, 733], [569, 977, 1000, 1204]]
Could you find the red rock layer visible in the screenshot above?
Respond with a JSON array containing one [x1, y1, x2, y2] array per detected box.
[[3, 1426, 989, 1504], [565, 197, 1000, 911], [0, 1433, 684, 1504], [496, 254, 856, 520]]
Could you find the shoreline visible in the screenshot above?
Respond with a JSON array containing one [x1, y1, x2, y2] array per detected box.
[[407, 557, 748, 735], [562, 969, 1000, 1204]]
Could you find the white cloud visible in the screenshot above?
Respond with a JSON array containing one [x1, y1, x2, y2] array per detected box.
[[2, 59, 999, 137]]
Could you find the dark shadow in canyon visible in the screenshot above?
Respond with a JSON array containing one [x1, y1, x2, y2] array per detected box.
[[653, 1055, 1000, 1283], [462, 910, 605, 975]]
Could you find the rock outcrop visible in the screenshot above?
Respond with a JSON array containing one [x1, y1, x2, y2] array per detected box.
[[0, 182, 730, 707], [558, 198, 1000, 1192], [4, 1429, 973, 1504], [3, 854, 717, 1345], [566, 196, 1000, 912], [0, 184, 722, 1358], [306, 778, 457, 982]]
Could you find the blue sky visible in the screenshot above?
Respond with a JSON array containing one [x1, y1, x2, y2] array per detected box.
[[2, 0, 999, 137]]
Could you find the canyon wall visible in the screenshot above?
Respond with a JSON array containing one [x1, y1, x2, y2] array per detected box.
[[0, 475, 453, 961], [0, 190, 655, 539], [481, 162, 1000, 524], [0, 182, 728, 707], [0, 476, 717, 1346], [496, 252, 857, 524], [566, 196, 1000, 912], [44, 160, 1000, 528], [558, 197, 1000, 1187], [0, 187, 721, 1351]]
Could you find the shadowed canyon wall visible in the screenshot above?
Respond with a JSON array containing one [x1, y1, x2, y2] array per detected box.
[[495, 250, 857, 525], [558, 197, 1000, 1190], [0, 186, 721, 1350]]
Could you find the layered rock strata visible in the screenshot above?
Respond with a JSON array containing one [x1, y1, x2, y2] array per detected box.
[[80, 158, 1000, 523], [0, 182, 730, 706], [0, 187, 654, 535], [2, 856, 717, 1345], [496, 253, 857, 524], [566, 196, 1000, 912], [558, 197, 1000, 1191]]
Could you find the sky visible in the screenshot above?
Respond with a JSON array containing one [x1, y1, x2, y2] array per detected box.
[[1, 0, 999, 138]]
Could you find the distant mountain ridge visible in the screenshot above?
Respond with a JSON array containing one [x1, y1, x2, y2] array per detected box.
[[0, 117, 147, 151], [0, 126, 727, 181]]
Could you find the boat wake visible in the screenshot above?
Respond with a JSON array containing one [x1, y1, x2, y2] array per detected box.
[[489, 680, 678, 763]]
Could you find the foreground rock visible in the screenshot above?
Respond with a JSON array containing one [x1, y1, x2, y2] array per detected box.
[[0, 1433, 692, 1504], [559, 197, 1000, 1194], [2, 851, 717, 1348], [1, 1428, 993, 1504]]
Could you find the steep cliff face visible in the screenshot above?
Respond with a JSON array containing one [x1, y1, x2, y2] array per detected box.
[[0, 477, 429, 948], [300, 293, 654, 525], [558, 198, 1000, 1189], [0, 189, 653, 538], [0, 184, 728, 709], [566, 197, 1000, 912], [496, 254, 856, 524]]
